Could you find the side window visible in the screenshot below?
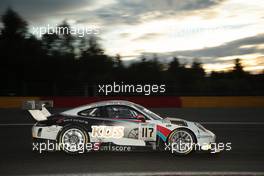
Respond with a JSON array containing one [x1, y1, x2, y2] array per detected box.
[[78, 107, 102, 117], [106, 106, 143, 119]]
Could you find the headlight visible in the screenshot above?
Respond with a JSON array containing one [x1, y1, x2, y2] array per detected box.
[[195, 122, 207, 132]]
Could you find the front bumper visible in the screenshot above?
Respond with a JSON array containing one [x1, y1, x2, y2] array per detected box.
[[196, 129, 218, 152]]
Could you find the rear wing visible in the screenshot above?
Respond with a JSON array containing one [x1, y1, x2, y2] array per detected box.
[[22, 100, 53, 121]]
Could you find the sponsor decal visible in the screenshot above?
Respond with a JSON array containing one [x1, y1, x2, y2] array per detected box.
[[157, 125, 171, 142], [91, 126, 124, 138], [99, 144, 132, 152]]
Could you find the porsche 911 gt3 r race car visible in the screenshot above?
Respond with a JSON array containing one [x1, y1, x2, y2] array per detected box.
[[23, 100, 217, 155]]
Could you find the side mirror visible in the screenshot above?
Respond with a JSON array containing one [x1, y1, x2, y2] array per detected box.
[[136, 114, 146, 122]]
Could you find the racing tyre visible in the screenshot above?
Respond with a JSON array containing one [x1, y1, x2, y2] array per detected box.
[[58, 125, 89, 154], [167, 129, 195, 156]]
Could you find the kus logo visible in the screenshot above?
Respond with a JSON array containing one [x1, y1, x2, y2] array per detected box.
[[91, 126, 124, 138]]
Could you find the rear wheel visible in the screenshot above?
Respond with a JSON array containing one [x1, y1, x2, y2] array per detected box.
[[167, 129, 195, 155], [59, 126, 88, 154]]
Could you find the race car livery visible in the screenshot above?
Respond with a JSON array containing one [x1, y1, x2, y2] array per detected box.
[[24, 100, 216, 155]]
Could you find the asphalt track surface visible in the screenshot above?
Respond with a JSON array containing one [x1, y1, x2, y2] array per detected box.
[[0, 108, 264, 175]]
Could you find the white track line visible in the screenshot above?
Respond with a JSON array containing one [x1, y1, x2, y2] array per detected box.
[[27, 171, 264, 176]]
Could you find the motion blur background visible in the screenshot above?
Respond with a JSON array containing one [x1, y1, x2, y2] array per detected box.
[[0, 2, 263, 96], [0, 1, 264, 175]]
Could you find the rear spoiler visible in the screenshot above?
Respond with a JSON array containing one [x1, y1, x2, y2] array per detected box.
[[22, 100, 53, 121]]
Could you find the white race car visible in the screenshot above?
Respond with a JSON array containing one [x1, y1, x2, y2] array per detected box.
[[25, 100, 216, 155]]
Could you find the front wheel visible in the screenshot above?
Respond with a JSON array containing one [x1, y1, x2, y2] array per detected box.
[[167, 129, 195, 155], [58, 126, 88, 154]]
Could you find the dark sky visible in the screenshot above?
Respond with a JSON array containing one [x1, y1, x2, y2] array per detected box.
[[0, 0, 264, 73]]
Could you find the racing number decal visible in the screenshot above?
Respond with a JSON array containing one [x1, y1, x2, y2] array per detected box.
[[139, 123, 156, 141], [141, 127, 154, 138]]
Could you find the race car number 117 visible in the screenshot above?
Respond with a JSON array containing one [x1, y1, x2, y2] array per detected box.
[[138, 123, 156, 141]]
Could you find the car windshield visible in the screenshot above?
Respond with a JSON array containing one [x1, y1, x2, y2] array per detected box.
[[134, 104, 163, 120]]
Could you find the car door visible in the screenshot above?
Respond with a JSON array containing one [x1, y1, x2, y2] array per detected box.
[[103, 105, 156, 141]]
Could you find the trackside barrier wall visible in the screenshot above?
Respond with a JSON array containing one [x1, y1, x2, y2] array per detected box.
[[0, 97, 40, 108], [0, 96, 263, 108], [180, 96, 264, 108]]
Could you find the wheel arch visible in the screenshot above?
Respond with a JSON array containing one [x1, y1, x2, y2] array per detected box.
[[166, 127, 197, 144], [56, 123, 90, 143]]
